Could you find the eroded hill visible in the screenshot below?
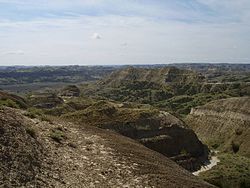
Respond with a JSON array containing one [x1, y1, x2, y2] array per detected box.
[[0, 107, 214, 188], [82, 66, 249, 117], [186, 97, 250, 156], [185, 97, 250, 188]]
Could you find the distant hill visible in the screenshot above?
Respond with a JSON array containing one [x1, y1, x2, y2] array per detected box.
[[0, 66, 116, 93], [100, 66, 204, 87], [82, 66, 249, 117]]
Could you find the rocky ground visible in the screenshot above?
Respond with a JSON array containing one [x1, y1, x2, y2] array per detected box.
[[0, 107, 214, 187]]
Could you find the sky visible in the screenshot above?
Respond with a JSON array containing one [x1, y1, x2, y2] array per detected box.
[[0, 0, 250, 65]]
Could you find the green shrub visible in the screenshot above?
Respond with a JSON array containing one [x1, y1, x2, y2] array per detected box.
[[49, 128, 66, 143], [0, 99, 19, 108]]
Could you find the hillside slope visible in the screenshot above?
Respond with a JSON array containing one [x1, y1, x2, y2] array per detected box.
[[185, 97, 250, 157], [185, 97, 250, 188], [0, 107, 214, 187]]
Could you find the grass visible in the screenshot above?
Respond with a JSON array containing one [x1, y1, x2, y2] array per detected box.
[[200, 153, 250, 188]]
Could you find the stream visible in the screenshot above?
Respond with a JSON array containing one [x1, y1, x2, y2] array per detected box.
[[192, 151, 220, 176]]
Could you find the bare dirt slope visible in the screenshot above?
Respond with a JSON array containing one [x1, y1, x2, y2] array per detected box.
[[0, 107, 214, 188]]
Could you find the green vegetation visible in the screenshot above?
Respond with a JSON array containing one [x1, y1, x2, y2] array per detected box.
[[24, 108, 43, 119], [155, 93, 230, 117], [200, 153, 250, 188], [49, 127, 66, 143], [0, 99, 20, 108]]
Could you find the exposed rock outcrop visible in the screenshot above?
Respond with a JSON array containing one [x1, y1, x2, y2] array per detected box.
[[0, 107, 214, 187]]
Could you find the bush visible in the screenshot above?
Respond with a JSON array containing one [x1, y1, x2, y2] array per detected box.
[[49, 128, 66, 143], [0, 99, 19, 108]]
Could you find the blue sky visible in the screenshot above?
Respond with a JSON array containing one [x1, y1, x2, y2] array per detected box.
[[0, 0, 249, 65]]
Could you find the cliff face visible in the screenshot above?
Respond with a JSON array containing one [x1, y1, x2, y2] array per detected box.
[[186, 97, 250, 157], [0, 107, 214, 188], [62, 101, 209, 171]]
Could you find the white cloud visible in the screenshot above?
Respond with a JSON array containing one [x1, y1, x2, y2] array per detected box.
[[91, 32, 101, 39], [121, 43, 128, 47], [0, 50, 25, 56]]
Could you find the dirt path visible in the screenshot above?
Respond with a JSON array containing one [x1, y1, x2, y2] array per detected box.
[[192, 152, 220, 176]]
